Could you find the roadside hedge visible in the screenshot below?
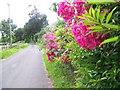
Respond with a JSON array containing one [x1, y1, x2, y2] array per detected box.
[[42, 0, 120, 88]]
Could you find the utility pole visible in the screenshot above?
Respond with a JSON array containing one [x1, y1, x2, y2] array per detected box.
[[7, 3, 12, 48]]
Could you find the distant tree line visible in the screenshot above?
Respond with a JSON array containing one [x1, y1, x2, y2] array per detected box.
[[0, 5, 48, 44]]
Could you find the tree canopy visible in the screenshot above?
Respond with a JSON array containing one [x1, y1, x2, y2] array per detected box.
[[23, 5, 48, 42], [0, 19, 17, 43], [0, 5, 49, 44]]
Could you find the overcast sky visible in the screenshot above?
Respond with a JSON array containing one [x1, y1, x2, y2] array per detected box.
[[0, 0, 62, 28]]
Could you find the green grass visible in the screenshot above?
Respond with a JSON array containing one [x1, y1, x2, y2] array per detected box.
[[0, 48, 2, 59], [0, 48, 19, 59], [20, 43, 29, 48], [0, 43, 28, 60], [42, 49, 73, 88]]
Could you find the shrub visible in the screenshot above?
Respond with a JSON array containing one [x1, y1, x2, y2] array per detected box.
[[43, 0, 120, 88]]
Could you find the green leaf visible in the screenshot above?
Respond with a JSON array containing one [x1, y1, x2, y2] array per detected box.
[[76, 16, 86, 19], [89, 7, 92, 16], [83, 20, 99, 25], [106, 7, 117, 23], [82, 14, 95, 21], [101, 36, 119, 45], [88, 26, 103, 30], [92, 8, 95, 18], [96, 6, 100, 22], [100, 11, 107, 23], [100, 77, 107, 81], [82, 10, 96, 21], [74, 70, 81, 74], [102, 24, 120, 30], [86, 29, 104, 35], [89, 79, 98, 83], [91, 29, 104, 32], [102, 71, 107, 77], [87, 0, 115, 4]]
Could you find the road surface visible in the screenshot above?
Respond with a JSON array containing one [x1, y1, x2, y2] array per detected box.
[[0, 45, 53, 88]]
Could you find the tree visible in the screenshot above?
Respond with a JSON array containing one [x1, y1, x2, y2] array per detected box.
[[49, 2, 59, 12], [23, 5, 48, 43], [14, 28, 24, 42], [54, 20, 66, 28], [0, 19, 17, 44]]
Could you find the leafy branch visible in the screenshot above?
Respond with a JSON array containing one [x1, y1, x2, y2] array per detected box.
[[77, 6, 120, 44]]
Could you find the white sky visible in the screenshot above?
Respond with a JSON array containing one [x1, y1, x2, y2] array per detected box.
[[0, 0, 62, 28]]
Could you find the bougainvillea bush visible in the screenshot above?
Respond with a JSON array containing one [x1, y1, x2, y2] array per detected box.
[[43, 0, 120, 88]]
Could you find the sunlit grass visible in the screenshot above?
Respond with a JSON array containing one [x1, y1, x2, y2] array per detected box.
[[0, 43, 28, 60], [20, 43, 28, 48], [0, 48, 19, 59], [0, 47, 2, 59]]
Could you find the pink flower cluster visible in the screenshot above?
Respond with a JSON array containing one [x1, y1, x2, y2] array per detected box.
[[44, 33, 58, 62], [57, 0, 87, 25], [73, 0, 86, 16], [46, 42, 58, 50], [57, 1, 75, 23], [57, 0, 108, 50], [44, 33, 56, 41], [72, 22, 107, 50], [57, 0, 109, 18], [46, 52, 55, 62]]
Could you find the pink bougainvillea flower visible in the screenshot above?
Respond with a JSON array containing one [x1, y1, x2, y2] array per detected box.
[[73, 0, 86, 16], [45, 32, 59, 62], [64, 57, 69, 64], [57, 1, 75, 23], [46, 52, 52, 62], [46, 51, 51, 57], [73, 0, 86, 2], [46, 42, 58, 50], [72, 22, 107, 50], [56, 0, 109, 51], [85, 5, 91, 10], [48, 57, 52, 62], [46, 51, 56, 62], [44, 33, 56, 41]]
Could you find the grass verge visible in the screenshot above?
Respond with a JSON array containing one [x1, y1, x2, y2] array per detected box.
[[0, 43, 28, 60], [42, 49, 73, 88], [0, 48, 19, 59]]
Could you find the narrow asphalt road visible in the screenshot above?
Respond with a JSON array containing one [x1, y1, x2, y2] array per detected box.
[[0, 45, 53, 88]]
